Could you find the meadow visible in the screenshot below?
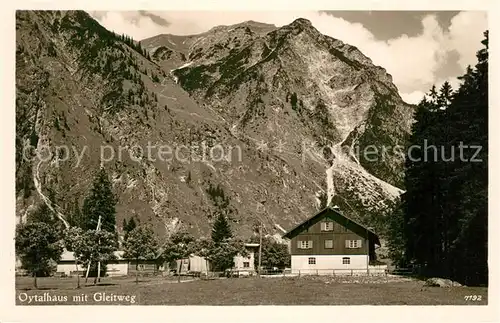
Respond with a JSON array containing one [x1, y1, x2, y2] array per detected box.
[[15, 275, 488, 305]]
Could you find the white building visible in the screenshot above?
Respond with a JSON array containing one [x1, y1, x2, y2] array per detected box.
[[282, 206, 387, 275], [56, 250, 128, 277], [233, 243, 259, 275], [174, 243, 260, 276]]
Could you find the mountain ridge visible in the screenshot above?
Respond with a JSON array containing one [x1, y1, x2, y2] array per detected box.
[[16, 11, 413, 243]]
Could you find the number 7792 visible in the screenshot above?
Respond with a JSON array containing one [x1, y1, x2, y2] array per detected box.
[[464, 295, 482, 301]]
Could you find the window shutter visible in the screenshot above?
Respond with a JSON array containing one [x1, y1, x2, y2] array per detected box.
[[309, 240, 313, 249], [345, 240, 350, 248], [357, 240, 362, 248], [321, 222, 325, 231], [297, 240, 301, 249]]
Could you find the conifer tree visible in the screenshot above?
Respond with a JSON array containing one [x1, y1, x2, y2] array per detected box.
[[81, 167, 117, 233], [211, 212, 232, 244], [28, 196, 65, 234], [128, 217, 137, 231], [394, 31, 488, 285], [428, 85, 439, 104], [28, 203, 56, 225], [438, 81, 453, 109], [122, 217, 137, 241], [67, 197, 84, 229]]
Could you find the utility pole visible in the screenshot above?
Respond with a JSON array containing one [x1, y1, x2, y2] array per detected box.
[[258, 221, 263, 276], [366, 227, 370, 275], [96, 238, 101, 283], [96, 216, 103, 285]]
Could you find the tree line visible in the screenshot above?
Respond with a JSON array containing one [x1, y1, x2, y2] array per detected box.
[[15, 168, 290, 288], [387, 31, 488, 286], [115, 33, 152, 60]]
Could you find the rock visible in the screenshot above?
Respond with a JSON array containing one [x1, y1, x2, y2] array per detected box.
[[16, 11, 412, 239], [424, 277, 462, 287]]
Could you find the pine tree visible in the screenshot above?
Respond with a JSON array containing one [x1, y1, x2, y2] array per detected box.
[[28, 203, 55, 225], [444, 30, 488, 285], [403, 97, 444, 273], [290, 92, 298, 110], [438, 81, 453, 109], [27, 198, 65, 234], [428, 85, 438, 104], [211, 212, 232, 244], [81, 167, 117, 233], [128, 217, 137, 231], [386, 195, 407, 267], [67, 197, 84, 228], [123, 217, 137, 241], [396, 31, 488, 285]]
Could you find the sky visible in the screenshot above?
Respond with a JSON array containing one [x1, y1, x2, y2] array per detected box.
[[90, 11, 488, 104]]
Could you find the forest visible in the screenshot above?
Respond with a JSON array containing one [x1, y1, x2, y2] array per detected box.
[[387, 31, 488, 286]]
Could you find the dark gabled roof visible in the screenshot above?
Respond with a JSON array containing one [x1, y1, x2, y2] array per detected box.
[[282, 206, 381, 246]]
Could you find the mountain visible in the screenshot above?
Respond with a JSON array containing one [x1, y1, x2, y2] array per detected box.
[[16, 11, 414, 242]]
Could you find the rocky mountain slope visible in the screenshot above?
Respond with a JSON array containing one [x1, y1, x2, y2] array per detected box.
[[16, 11, 414, 241]]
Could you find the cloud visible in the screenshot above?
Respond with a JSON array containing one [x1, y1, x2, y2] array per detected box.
[[400, 91, 426, 105], [400, 76, 463, 104], [447, 11, 488, 69], [138, 10, 170, 27], [89, 11, 487, 104]]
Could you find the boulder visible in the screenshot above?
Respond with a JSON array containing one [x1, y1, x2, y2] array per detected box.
[[424, 277, 462, 287]]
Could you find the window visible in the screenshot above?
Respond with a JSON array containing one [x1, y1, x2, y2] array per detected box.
[[342, 257, 350, 265], [345, 239, 362, 248], [297, 240, 313, 249], [324, 239, 334, 249], [243, 262, 250, 268], [308, 257, 316, 265], [321, 221, 334, 231]]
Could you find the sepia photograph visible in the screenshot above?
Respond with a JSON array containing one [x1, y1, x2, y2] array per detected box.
[[4, 2, 496, 321]]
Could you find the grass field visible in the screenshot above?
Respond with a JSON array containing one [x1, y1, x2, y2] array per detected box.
[[15, 275, 488, 305]]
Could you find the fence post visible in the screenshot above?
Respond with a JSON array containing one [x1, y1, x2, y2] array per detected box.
[[351, 269, 353, 276], [298, 270, 301, 277], [316, 269, 319, 276]]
